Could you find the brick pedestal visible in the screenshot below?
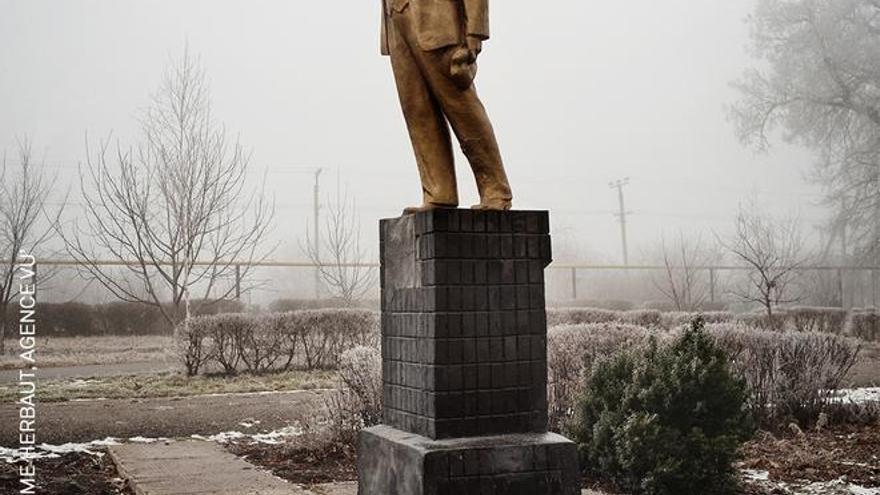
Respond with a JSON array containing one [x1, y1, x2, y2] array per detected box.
[[357, 209, 579, 495]]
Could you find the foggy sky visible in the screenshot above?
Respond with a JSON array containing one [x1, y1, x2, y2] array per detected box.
[[0, 0, 822, 265]]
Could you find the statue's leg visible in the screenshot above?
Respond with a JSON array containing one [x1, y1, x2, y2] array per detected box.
[[398, 43, 513, 209], [389, 13, 458, 208]]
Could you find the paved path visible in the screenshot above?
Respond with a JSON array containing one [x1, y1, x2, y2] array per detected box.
[[0, 389, 325, 445], [109, 440, 308, 495], [109, 442, 606, 495], [0, 360, 175, 383]]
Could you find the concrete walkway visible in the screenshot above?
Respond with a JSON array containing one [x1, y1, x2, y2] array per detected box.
[[109, 440, 311, 495], [109, 440, 606, 495]]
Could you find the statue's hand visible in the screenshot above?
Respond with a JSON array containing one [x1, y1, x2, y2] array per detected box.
[[466, 36, 483, 61]]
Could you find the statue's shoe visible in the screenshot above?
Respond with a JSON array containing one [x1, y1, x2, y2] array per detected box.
[[470, 201, 512, 211], [402, 204, 457, 215]]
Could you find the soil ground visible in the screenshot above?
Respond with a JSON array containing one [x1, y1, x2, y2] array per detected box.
[[0, 423, 876, 495], [0, 389, 326, 445], [740, 424, 880, 488], [228, 423, 880, 493], [0, 453, 133, 495]]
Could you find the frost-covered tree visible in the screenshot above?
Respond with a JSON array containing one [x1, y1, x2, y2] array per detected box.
[[651, 232, 720, 311], [724, 201, 810, 323], [0, 138, 60, 352], [64, 48, 273, 326], [731, 0, 880, 262]]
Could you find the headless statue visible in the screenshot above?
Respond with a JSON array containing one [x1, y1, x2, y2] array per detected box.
[[381, 0, 513, 214]]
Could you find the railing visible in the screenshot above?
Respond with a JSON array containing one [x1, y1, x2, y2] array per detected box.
[[26, 259, 880, 307]]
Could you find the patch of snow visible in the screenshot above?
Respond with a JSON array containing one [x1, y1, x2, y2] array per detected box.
[[238, 419, 261, 428], [830, 387, 880, 405], [796, 479, 879, 495], [743, 471, 880, 495], [1, 437, 122, 463], [192, 431, 247, 443], [38, 437, 120, 457], [743, 469, 770, 481], [0, 446, 59, 463], [191, 424, 303, 445], [250, 425, 303, 444], [127, 436, 168, 443]]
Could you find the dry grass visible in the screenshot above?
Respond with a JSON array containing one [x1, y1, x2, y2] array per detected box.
[[0, 369, 336, 403], [849, 340, 880, 388], [0, 335, 174, 370]]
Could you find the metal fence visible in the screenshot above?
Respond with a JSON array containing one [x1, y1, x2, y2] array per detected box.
[[26, 259, 880, 309]]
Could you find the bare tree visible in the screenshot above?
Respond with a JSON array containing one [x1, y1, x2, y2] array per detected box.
[[304, 189, 376, 306], [723, 202, 810, 323], [652, 232, 718, 311], [62, 48, 273, 327], [0, 138, 61, 352], [730, 0, 880, 264]]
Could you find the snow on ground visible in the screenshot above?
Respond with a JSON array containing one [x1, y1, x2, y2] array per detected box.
[[1, 422, 306, 464], [0, 437, 121, 462], [191, 424, 303, 445], [832, 387, 880, 405], [744, 470, 879, 495]]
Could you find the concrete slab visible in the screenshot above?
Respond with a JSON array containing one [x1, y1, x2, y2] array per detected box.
[[108, 440, 309, 495]]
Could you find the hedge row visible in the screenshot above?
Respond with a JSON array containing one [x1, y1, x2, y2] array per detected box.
[[1, 299, 374, 337], [4, 300, 241, 337], [545, 306, 876, 340], [546, 321, 861, 430], [176, 309, 379, 375]]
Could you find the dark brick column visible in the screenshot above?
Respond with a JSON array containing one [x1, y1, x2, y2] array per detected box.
[[359, 210, 579, 495]]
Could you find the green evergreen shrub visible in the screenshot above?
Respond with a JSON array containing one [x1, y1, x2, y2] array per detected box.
[[568, 319, 753, 495]]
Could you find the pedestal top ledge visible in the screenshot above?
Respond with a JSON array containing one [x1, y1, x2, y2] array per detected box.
[[381, 209, 550, 238]]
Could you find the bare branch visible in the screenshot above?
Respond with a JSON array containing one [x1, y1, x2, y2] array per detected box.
[[60, 46, 275, 327]]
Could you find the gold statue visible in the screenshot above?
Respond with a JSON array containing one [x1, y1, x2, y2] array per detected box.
[[381, 0, 513, 214]]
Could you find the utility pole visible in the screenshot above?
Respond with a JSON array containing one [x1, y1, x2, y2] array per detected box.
[[314, 168, 323, 299], [609, 177, 632, 266]]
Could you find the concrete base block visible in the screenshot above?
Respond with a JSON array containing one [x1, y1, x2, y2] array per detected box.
[[358, 425, 580, 495]]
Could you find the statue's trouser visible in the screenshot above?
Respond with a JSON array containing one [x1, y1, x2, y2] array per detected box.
[[388, 6, 513, 209]]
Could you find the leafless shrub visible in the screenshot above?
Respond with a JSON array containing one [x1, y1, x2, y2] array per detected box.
[[547, 323, 658, 431], [175, 309, 379, 375], [318, 346, 382, 448], [722, 201, 810, 326], [297, 309, 379, 370], [660, 311, 733, 329], [735, 309, 791, 330], [174, 317, 212, 376], [547, 308, 621, 327], [825, 401, 880, 426], [548, 299, 634, 311], [619, 309, 662, 328], [708, 323, 861, 427], [238, 314, 289, 374], [846, 308, 880, 342], [651, 232, 719, 311], [787, 306, 848, 334], [547, 307, 665, 329]]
